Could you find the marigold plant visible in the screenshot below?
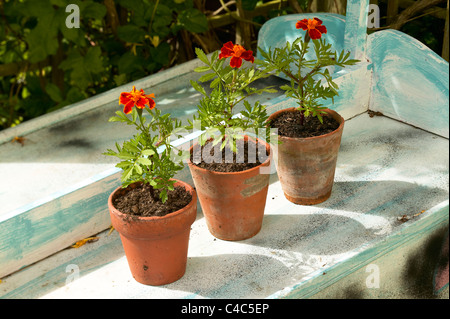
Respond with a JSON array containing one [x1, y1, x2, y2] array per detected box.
[[189, 43, 276, 152], [104, 86, 185, 203], [258, 17, 359, 125]]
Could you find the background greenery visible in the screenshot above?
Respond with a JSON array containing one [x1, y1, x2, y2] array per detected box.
[[0, 0, 447, 132]]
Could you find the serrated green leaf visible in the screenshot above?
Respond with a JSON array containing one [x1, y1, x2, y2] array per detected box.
[[137, 157, 152, 165], [117, 153, 135, 160], [115, 161, 130, 169], [134, 163, 143, 174], [195, 47, 209, 65], [141, 149, 155, 156], [211, 50, 219, 63], [108, 116, 122, 122], [198, 72, 216, 82], [124, 143, 140, 153], [131, 108, 138, 122], [122, 167, 133, 182], [210, 77, 220, 89], [160, 189, 168, 203], [194, 66, 210, 73], [190, 80, 206, 96]]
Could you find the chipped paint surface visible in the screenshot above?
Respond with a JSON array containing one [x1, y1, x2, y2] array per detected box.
[[367, 30, 449, 138], [344, 0, 370, 60]]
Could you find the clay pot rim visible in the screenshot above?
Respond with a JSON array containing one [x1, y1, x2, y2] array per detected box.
[[108, 179, 197, 222], [187, 135, 271, 176], [266, 107, 345, 142]]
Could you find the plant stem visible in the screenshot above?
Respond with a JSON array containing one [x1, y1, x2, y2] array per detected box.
[[297, 33, 311, 126], [148, 0, 160, 33], [299, 110, 305, 125]]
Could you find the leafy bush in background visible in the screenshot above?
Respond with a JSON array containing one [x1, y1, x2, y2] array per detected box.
[[0, 0, 210, 130]]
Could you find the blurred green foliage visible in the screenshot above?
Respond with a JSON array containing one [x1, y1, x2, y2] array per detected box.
[[0, 0, 209, 130]]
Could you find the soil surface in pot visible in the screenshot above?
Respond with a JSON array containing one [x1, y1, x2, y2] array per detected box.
[[113, 183, 192, 217], [191, 140, 269, 173], [270, 111, 339, 138]]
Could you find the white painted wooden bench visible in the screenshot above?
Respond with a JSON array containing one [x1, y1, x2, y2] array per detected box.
[[0, 0, 448, 299]]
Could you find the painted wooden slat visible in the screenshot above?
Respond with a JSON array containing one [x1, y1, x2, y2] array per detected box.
[[367, 29, 449, 138], [344, 0, 370, 60], [0, 169, 120, 278], [268, 201, 449, 299]]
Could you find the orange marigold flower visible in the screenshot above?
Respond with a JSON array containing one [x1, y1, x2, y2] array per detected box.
[[119, 86, 156, 114], [218, 41, 254, 68], [296, 17, 327, 40]]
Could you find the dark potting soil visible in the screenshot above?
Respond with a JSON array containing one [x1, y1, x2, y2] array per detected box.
[[113, 183, 192, 218], [191, 140, 269, 173], [270, 110, 340, 138]]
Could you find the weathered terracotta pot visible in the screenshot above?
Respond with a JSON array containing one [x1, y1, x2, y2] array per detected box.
[[268, 108, 344, 205], [187, 136, 271, 241], [108, 179, 197, 286]]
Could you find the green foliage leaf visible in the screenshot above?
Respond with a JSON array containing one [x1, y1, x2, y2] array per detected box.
[[117, 51, 143, 75], [141, 149, 155, 156], [242, 0, 259, 11], [194, 66, 211, 73], [149, 42, 170, 66], [190, 80, 206, 96], [198, 72, 216, 82], [117, 25, 147, 43], [137, 157, 152, 165], [195, 47, 209, 65], [84, 46, 104, 73], [178, 8, 207, 33], [59, 46, 104, 90], [25, 8, 59, 62], [210, 77, 220, 89], [114, 74, 127, 86], [122, 167, 134, 183], [45, 83, 63, 103], [82, 1, 107, 19]]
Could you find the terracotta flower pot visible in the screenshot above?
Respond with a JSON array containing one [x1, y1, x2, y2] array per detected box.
[[108, 179, 197, 286], [268, 108, 344, 205], [187, 136, 271, 241]]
